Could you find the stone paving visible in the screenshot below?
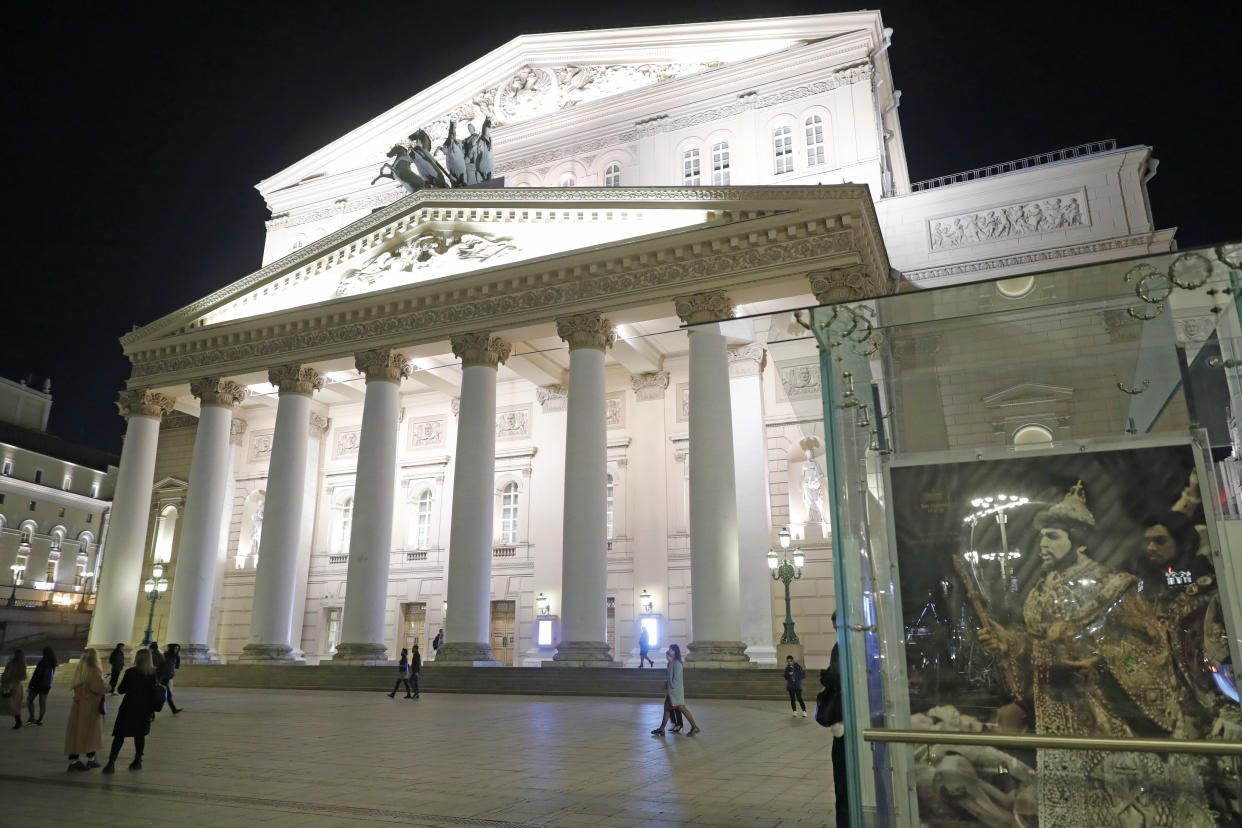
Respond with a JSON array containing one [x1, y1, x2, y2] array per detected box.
[[0, 686, 838, 827]]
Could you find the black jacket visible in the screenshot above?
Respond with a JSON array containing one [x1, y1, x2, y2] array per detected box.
[[113, 669, 159, 737]]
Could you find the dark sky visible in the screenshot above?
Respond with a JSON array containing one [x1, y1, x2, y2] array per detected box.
[[3, 1, 1238, 455]]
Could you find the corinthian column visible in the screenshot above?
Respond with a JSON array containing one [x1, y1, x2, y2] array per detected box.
[[675, 290, 748, 666], [437, 333, 509, 666], [166, 378, 246, 663], [87, 389, 175, 652], [552, 312, 617, 666], [335, 349, 409, 664], [240, 364, 323, 663]]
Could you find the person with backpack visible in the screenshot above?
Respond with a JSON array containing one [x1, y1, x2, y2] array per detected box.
[[159, 643, 182, 714], [26, 646, 57, 725], [431, 629, 443, 659], [107, 644, 126, 694], [102, 648, 163, 773], [783, 655, 807, 717], [815, 612, 849, 827], [388, 649, 414, 698]]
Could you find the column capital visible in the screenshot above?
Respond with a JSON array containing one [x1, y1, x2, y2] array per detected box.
[[309, 413, 329, 437], [536, 384, 568, 411], [807, 264, 894, 305], [189, 377, 247, 408], [555, 312, 615, 351], [727, 344, 767, 378], [355, 348, 411, 384], [116, 389, 175, 420], [631, 371, 670, 401], [450, 332, 510, 369], [674, 290, 734, 325], [229, 418, 248, 446], [268, 364, 324, 396]]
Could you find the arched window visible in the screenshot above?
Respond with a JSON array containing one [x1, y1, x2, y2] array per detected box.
[[773, 126, 794, 175], [339, 497, 353, 555], [606, 474, 615, 539], [604, 162, 621, 187], [559, 172, 576, 187], [19, 521, 35, 546], [152, 504, 178, 563], [500, 483, 519, 545], [49, 528, 64, 551], [416, 489, 433, 549], [1012, 424, 1054, 446], [805, 116, 825, 166], [250, 498, 264, 565], [711, 142, 730, 185], [682, 149, 701, 185]]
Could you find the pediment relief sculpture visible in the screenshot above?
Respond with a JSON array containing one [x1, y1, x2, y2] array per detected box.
[[982, 383, 1074, 408], [335, 230, 518, 297]]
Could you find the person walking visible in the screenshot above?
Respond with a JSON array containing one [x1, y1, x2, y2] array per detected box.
[[159, 643, 181, 714], [638, 627, 655, 668], [388, 649, 414, 698], [651, 644, 700, 736], [409, 643, 421, 699], [65, 649, 108, 771], [102, 648, 162, 773], [431, 629, 443, 658], [784, 655, 808, 717], [107, 644, 126, 694], [26, 647, 57, 725], [1, 649, 26, 730]]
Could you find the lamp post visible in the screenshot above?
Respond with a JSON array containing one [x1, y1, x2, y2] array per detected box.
[[7, 564, 21, 607], [638, 587, 653, 615], [768, 528, 805, 645], [536, 592, 550, 617], [140, 564, 169, 647]]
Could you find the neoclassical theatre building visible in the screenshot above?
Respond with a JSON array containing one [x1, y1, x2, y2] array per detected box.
[[86, 12, 1172, 666]]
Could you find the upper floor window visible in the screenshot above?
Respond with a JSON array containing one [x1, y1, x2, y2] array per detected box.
[[500, 483, 519, 546], [90, 481, 100, 499], [339, 497, 353, 556], [606, 474, 615, 539], [805, 116, 825, 166], [20, 525, 33, 545], [560, 173, 576, 187], [0, 459, 11, 476], [773, 126, 794, 175], [682, 149, 701, 185], [604, 163, 621, 187], [34, 469, 43, 485], [62, 475, 72, 491], [50, 530, 63, 550], [415, 489, 433, 550], [711, 142, 731, 186]]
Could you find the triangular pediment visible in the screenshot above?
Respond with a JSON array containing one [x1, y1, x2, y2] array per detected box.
[[258, 13, 882, 196], [982, 383, 1074, 408]]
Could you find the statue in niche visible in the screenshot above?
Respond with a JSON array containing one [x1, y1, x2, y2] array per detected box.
[[801, 448, 826, 524], [250, 499, 264, 565], [371, 144, 427, 193], [407, 130, 452, 189], [435, 121, 468, 187]]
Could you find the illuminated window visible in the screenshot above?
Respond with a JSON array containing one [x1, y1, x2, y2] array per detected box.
[[1, 459, 11, 476], [604, 162, 621, 187], [416, 489, 433, 549], [606, 474, 615, 539], [500, 483, 519, 545], [152, 505, 178, 563], [682, 149, 701, 185], [50, 530, 62, 551], [1012, 424, 1054, 446], [325, 607, 342, 654], [62, 475, 72, 491], [537, 618, 553, 646], [19, 523, 34, 545], [339, 497, 353, 556], [711, 141, 730, 185], [805, 115, 826, 166], [773, 126, 794, 175], [45, 557, 57, 584], [90, 481, 100, 498]]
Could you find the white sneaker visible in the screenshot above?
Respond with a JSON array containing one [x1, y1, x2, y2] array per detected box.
[[791, 711, 799, 717], [801, 711, 808, 717]]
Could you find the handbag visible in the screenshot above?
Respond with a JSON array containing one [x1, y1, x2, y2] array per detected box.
[[149, 680, 167, 712]]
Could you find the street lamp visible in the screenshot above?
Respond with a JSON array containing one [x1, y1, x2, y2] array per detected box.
[[536, 592, 550, 617], [962, 494, 1029, 582], [768, 528, 805, 645], [7, 563, 21, 607], [141, 564, 169, 647], [638, 588, 653, 615]]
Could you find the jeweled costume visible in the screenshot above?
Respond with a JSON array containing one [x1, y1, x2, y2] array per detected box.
[[984, 483, 1213, 827]]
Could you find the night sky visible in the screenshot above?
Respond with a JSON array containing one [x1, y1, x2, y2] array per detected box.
[[3, 1, 1238, 455]]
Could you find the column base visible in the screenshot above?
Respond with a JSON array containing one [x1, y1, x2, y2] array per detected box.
[[330, 642, 392, 665], [686, 640, 753, 668], [237, 643, 299, 664], [549, 641, 617, 667], [744, 643, 779, 666], [178, 644, 224, 665], [429, 641, 502, 666]]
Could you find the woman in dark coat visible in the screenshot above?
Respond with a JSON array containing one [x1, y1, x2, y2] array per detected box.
[[26, 646, 57, 725], [102, 648, 160, 773]]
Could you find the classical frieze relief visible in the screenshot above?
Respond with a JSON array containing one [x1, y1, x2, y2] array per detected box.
[[336, 230, 518, 298], [605, 392, 625, 429], [928, 192, 1088, 251], [334, 427, 362, 459], [496, 405, 531, 441], [123, 185, 872, 347], [776, 359, 821, 401], [495, 64, 872, 174], [407, 416, 445, 450], [904, 233, 1155, 283], [248, 429, 275, 463], [128, 224, 868, 382], [266, 188, 405, 231]]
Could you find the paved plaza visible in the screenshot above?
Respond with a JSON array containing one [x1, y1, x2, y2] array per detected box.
[[0, 687, 837, 827]]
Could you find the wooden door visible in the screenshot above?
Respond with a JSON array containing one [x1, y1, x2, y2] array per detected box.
[[401, 602, 426, 657], [490, 600, 515, 665]]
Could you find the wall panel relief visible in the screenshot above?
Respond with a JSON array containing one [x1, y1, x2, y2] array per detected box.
[[407, 417, 445, 450], [333, 427, 362, 459], [496, 405, 531, 441], [248, 429, 275, 463], [605, 392, 625, 429], [776, 360, 821, 401], [928, 192, 1088, 251], [676, 383, 690, 423]]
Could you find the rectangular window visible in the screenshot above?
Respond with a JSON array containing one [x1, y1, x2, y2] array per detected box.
[[773, 126, 794, 175], [682, 149, 701, 186], [325, 608, 342, 654], [805, 116, 826, 166], [58, 507, 66, 518], [90, 482, 100, 499], [0, 493, 4, 505], [1, 459, 12, 475], [34, 469, 43, 484], [45, 558, 57, 584], [537, 618, 554, 647], [711, 141, 730, 186], [29, 501, 37, 511], [63, 475, 72, 491], [86, 513, 93, 523]]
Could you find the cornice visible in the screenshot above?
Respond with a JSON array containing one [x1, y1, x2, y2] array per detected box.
[[0, 475, 111, 510], [122, 186, 876, 350], [902, 233, 1165, 283]]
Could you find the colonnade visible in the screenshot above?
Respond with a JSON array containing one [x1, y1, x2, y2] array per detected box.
[[87, 289, 769, 666]]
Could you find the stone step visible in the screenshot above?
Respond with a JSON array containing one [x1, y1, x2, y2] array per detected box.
[[167, 663, 797, 700]]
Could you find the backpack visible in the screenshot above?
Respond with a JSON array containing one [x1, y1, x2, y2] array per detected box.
[[815, 687, 841, 728], [149, 679, 167, 713]]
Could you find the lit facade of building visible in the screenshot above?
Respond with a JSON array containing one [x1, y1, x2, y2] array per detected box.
[[88, 12, 1176, 668]]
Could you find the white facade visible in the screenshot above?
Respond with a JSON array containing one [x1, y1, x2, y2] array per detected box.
[[91, 12, 1172, 667]]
